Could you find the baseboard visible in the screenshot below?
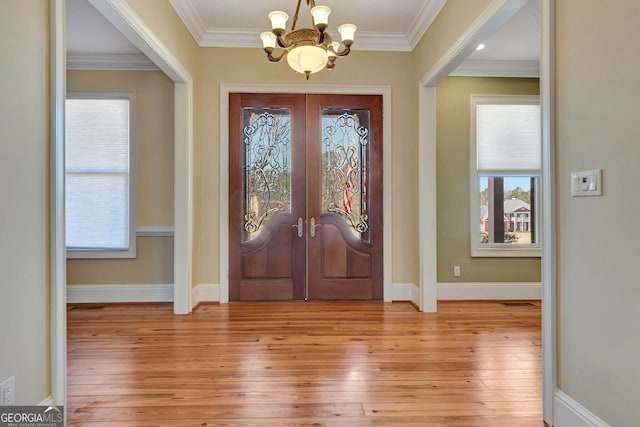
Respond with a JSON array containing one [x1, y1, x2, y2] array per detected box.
[[554, 391, 610, 427], [67, 282, 538, 304], [192, 283, 220, 307], [67, 284, 173, 303], [437, 282, 541, 300], [191, 283, 411, 307], [410, 283, 421, 308], [391, 282, 421, 308]]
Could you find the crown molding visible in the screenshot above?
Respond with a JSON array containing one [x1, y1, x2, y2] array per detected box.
[[450, 59, 540, 78], [168, 0, 206, 45], [198, 27, 264, 49], [406, 0, 448, 50], [184, 26, 414, 52], [198, 28, 411, 52], [354, 32, 412, 52], [169, 0, 423, 52], [67, 53, 159, 71]]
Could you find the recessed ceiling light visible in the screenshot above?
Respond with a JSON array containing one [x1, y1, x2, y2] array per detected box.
[[476, 43, 485, 51]]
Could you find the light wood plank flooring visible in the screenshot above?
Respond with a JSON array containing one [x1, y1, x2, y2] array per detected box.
[[67, 301, 543, 426]]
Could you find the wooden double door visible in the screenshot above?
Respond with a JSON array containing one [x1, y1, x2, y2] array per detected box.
[[229, 93, 383, 301]]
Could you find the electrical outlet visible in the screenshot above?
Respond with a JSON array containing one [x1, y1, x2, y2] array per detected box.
[[1, 376, 15, 406], [453, 265, 461, 277]]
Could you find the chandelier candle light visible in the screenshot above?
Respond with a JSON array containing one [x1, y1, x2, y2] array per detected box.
[[260, 0, 357, 79]]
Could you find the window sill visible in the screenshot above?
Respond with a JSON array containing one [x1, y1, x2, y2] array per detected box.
[[67, 248, 136, 259], [471, 245, 541, 258]]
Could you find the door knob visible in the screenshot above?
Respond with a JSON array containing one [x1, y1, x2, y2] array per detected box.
[[310, 217, 321, 238], [292, 217, 304, 237]]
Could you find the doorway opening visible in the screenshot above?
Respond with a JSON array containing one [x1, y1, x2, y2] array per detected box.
[[229, 93, 383, 301]]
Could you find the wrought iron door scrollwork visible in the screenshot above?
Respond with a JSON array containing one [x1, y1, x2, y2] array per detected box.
[[322, 112, 370, 239], [243, 111, 292, 240]]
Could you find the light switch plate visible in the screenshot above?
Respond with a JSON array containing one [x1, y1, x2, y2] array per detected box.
[[571, 169, 602, 197]]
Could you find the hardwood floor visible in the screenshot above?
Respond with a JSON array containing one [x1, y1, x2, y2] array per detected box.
[[67, 301, 543, 426]]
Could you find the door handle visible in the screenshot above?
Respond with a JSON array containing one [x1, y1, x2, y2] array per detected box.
[[310, 217, 321, 238], [292, 217, 304, 237]]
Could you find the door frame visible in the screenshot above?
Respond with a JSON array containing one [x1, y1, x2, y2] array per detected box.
[[51, 0, 195, 406], [220, 85, 392, 303], [88, 0, 194, 315], [417, 0, 555, 422]]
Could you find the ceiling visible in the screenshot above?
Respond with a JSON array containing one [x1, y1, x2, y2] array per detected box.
[[168, 0, 447, 51], [66, 0, 539, 76]]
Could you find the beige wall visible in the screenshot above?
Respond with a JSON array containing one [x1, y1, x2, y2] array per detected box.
[[122, 0, 528, 292], [556, 0, 640, 424], [123, 0, 200, 78], [436, 76, 541, 282], [0, 0, 50, 404], [122, 0, 518, 290], [67, 237, 173, 285], [120, 0, 202, 290], [413, 0, 493, 79], [195, 48, 418, 287], [66, 70, 174, 285]]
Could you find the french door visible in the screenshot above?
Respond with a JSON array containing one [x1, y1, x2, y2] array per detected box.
[[229, 93, 383, 301]]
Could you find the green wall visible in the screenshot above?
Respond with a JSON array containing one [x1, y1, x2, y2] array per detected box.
[[436, 76, 541, 283]]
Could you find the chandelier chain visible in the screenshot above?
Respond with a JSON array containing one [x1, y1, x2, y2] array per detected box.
[[292, 0, 317, 31]]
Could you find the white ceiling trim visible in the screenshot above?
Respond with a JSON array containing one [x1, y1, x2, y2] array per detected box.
[[350, 32, 412, 52], [169, 0, 446, 52], [168, 0, 207, 44], [196, 29, 414, 52], [198, 28, 270, 49], [450, 59, 539, 78], [406, 0, 448, 50], [66, 53, 159, 71]]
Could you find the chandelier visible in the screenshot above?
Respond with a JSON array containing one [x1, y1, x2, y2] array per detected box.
[[260, 0, 357, 79]]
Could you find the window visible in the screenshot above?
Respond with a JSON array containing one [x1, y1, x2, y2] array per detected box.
[[65, 92, 136, 258], [470, 95, 541, 257]]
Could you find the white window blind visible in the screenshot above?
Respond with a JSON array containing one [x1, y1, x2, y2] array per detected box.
[[470, 95, 541, 258], [65, 96, 134, 254], [477, 103, 541, 172]]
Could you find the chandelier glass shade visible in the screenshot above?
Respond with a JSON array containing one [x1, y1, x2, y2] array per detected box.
[[260, 0, 356, 79]]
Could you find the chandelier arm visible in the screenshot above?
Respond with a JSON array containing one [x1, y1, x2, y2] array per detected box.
[[265, 49, 287, 63], [330, 45, 352, 57], [275, 33, 288, 49], [318, 31, 325, 45]]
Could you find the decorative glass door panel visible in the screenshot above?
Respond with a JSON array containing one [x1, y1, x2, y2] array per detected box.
[[321, 109, 370, 242], [307, 95, 383, 300], [229, 94, 306, 301], [242, 108, 292, 242], [229, 93, 382, 301]]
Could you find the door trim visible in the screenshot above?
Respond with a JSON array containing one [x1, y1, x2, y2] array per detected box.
[[50, 0, 66, 406], [88, 0, 195, 315], [220, 84, 392, 303]]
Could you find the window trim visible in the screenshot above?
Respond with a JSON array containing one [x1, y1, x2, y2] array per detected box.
[[65, 91, 137, 259], [470, 94, 541, 258]]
